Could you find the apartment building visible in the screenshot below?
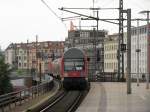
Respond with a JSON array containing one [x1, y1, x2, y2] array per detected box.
[[5, 41, 64, 74], [104, 33, 127, 80], [104, 23, 150, 80], [5, 45, 15, 66], [104, 34, 118, 73], [131, 24, 150, 79]]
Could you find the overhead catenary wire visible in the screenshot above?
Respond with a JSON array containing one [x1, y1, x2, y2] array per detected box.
[[41, 0, 61, 20], [41, 0, 68, 30], [61, 16, 81, 21], [59, 8, 120, 25], [59, 7, 119, 10]]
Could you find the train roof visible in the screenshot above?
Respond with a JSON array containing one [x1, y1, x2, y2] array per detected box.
[[63, 47, 84, 59]]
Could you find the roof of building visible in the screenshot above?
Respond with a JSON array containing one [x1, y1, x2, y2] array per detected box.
[[5, 41, 65, 51]]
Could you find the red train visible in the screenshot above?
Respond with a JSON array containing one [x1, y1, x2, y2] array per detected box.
[[49, 47, 89, 90]]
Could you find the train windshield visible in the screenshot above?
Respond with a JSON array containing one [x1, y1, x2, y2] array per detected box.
[[64, 58, 84, 71]]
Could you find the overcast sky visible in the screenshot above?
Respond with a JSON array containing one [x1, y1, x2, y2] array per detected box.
[[0, 0, 150, 50]]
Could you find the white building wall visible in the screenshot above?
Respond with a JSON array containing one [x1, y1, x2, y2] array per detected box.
[[104, 33, 127, 75], [131, 26, 147, 79], [104, 37, 118, 73], [5, 49, 15, 66]]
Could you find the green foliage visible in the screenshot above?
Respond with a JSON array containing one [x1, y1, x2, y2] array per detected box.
[[16, 69, 23, 75], [0, 54, 13, 95], [0, 51, 4, 61]]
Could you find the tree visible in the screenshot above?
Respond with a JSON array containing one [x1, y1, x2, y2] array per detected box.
[[0, 53, 13, 95]]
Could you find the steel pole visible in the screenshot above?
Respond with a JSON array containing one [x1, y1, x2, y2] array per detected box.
[[146, 12, 149, 89], [127, 9, 132, 94], [118, 0, 124, 81], [136, 20, 140, 86]]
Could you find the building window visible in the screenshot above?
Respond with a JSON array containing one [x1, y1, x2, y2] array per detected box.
[[24, 63, 27, 67], [19, 63, 21, 67], [24, 56, 27, 60], [24, 50, 27, 54], [18, 56, 21, 60]]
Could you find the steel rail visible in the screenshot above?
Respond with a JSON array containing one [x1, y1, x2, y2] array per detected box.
[[67, 92, 83, 112], [39, 91, 84, 112], [40, 91, 67, 112]]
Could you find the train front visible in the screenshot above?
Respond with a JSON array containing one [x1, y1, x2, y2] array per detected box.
[[61, 48, 88, 90]]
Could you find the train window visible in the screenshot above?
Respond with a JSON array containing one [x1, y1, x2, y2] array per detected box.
[[64, 59, 84, 71], [87, 57, 90, 61]]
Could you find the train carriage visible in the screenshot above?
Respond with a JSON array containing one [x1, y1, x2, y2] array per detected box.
[[61, 48, 88, 90], [49, 47, 89, 90]]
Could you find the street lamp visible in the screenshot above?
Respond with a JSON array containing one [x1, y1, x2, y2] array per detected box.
[[139, 10, 150, 89]]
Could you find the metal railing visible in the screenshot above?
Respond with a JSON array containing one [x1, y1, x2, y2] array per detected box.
[[0, 80, 54, 112], [93, 72, 150, 82]]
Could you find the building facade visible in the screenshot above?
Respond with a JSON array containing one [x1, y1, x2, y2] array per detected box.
[[104, 33, 127, 80], [5, 41, 64, 75], [104, 34, 118, 73], [131, 24, 150, 79], [104, 24, 150, 80]]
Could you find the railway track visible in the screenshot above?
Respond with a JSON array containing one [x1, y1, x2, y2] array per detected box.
[[40, 90, 85, 112], [26, 79, 63, 112], [26, 79, 89, 112]]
